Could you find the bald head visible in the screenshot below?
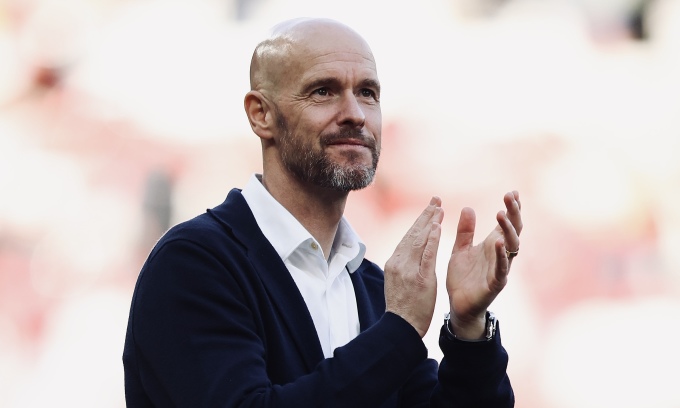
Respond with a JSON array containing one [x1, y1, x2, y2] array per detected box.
[[249, 18, 376, 98], [243, 18, 382, 194]]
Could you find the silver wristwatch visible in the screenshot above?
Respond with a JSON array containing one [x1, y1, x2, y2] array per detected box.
[[444, 311, 497, 342]]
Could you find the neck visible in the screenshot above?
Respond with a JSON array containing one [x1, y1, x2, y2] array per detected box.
[[260, 171, 348, 260]]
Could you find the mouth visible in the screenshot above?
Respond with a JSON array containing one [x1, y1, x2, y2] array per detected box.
[[327, 139, 370, 148], [326, 141, 375, 158], [324, 134, 376, 150]]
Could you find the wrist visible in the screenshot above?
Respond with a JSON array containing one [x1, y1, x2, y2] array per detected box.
[[445, 311, 497, 342], [385, 308, 428, 338]]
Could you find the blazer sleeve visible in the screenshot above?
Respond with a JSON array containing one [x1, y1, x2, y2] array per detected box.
[[393, 326, 514, 408], [124, 237, 433, 408], [430, 324, 514, 407]]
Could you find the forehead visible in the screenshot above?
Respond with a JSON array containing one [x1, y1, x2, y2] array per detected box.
[[297, 48, 378, 84], [282, 24, 379, 88]]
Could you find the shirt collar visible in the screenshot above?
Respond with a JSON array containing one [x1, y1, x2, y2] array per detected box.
[[332, 217, 366, 273], [241, 174, 366, 272]]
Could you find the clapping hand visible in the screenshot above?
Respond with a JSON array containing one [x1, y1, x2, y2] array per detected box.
[[384, 197, 444, 338], [446, 191, 522, 339], [384, 192, 522, 340]]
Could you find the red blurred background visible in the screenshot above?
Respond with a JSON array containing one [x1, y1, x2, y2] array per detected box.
[[1, 1, 679, 407]]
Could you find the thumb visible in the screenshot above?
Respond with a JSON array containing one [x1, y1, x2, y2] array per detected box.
[[452, 207, 476, 253]]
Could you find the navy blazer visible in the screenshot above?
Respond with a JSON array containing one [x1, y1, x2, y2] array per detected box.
[[123, 189, 514, 407]]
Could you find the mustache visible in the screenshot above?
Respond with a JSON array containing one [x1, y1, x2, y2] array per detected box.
[[320, 129, 378, 150]]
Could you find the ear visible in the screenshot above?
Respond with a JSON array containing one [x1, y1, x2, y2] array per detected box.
[[244, 91, 276, 140]]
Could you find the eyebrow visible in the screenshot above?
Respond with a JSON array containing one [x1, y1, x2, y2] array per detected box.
[[359, 78, 381, 94], [301, 77, 381, 95], [302, 77, 340, 94]]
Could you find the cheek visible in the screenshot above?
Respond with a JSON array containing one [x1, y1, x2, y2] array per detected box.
[[294, 107, 332, 134], [367, 110, 382, 140]]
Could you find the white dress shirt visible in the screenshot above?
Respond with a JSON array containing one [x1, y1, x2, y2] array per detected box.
[[241, 174, 366, 358]]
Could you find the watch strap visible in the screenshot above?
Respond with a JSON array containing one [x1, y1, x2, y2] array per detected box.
[[444, 311, 497, 342]]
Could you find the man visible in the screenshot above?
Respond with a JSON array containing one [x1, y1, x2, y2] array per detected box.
[[123, 18, 522, 407]]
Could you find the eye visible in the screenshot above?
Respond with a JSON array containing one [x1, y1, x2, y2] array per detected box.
[[313, 88, 329, 96], [360, 88, 377, 99]]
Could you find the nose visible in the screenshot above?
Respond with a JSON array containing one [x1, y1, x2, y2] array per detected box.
[[337, 92, 365, 128]]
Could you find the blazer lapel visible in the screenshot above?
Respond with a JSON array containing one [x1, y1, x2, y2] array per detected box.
[[350, 262, 383, 332], [208, 189, 325, 371]]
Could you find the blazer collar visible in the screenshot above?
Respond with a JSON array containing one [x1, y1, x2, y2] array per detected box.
[[208, 189, 325, 370]]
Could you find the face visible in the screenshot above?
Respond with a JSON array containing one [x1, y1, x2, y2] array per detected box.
[[276, 104, 379, 191], [271, 25, 382, 192]]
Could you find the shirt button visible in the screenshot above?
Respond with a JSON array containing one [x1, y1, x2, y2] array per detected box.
[[310, 242, 318, 250]]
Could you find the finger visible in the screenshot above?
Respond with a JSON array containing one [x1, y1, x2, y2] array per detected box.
[[411, 206, 443, 254], [496, 210, 519, 253], [419, 221, 442, 280], [513, 190, 521, 210], [417, 197, 442, 226], [452, 207, 476, 253], [494, 238, 510, 285], [407, 197, 441, 235], [400, 197, 444, 252], [504, 191, 523, 236]]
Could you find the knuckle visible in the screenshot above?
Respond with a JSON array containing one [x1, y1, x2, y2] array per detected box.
[[421, 247, 434, 263], [411, 237, 425, 248], [414, 273, 427, 288]]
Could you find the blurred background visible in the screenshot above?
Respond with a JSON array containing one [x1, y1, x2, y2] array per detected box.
[[1, 0, 680, 406]]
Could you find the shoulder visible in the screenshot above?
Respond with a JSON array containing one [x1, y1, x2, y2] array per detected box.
[[163, 212, 232, 247], [132, 193, 263, 301], [153, 188, 255, 256]]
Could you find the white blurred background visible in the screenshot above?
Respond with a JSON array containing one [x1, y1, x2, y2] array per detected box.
[[1, 0, 680, 406]]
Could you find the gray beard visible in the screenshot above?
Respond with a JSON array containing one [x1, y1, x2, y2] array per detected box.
[[277, 116, 380, 192]]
